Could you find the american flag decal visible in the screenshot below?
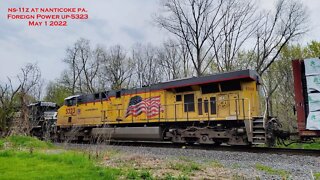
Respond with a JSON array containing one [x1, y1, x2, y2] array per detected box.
[[126, 96, 164, 118]]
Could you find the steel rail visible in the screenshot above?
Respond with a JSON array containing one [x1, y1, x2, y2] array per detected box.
[[55, 141, 320, 157]]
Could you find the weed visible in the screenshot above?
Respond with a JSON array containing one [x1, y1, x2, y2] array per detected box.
[[231, 163, 241, 169], [164, 173, 175, 180], [127, 170, 140, 179], [140, 170, 153, 180], [177, 174, 189, 180], [276, 138, 320, 150], [255, 163, 288, 178], [210, 160, 224, 168], [232, 174, 246, 180], [169, 161, 201, 173], [163, 173, 189, 180], [5, 135, 53, 149]]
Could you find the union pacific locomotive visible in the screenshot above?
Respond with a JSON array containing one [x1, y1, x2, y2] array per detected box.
[[55, 69, 275, 146], [29, 58, 320, 146]]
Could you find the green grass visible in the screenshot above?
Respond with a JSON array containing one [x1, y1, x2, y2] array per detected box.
[[126, 169, 154, 180], [3, 135, 53, 149], [209, 160, 224, 168], [169, 161, 201, 174], [255, 163, 288, 179], [314, 172, 320, 180], [276, 139, 320, 150], [0, 136, 125, 179], [163, 173, 189, 180], [0, 150, 121, 180]]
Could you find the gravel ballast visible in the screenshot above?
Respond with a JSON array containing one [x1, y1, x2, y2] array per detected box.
[[62, 144, 320, 179]]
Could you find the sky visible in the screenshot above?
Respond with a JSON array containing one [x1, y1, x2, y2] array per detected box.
[[0, 0, 320, 85]]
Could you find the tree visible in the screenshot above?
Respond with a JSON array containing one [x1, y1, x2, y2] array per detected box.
[[0, 78, 20, 136], [304, 41, 320, 58], [100, 45, 134, 90], [15, 63, 41, 135], [157, 40, 183, 80], [211, 0, 258, 72], [44, 81, 72, 106], [62, 38, 101, 94], [156, 0, 226, 76], [252, 0, 308, 75], [131, 43, 163, 87]]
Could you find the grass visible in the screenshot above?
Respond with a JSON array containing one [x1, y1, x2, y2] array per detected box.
[[126, 169, 154, 180], [0, 149, 121, 180], [0, 136, 125, 179], [276, 138, 320, 150], [163, 173, 189, 180], [169, 161, 201, 174], [1, 135, 53, 149], [314, 172, 320, 180], [255, 163, 288, 179], [209, 160, 224, 168]]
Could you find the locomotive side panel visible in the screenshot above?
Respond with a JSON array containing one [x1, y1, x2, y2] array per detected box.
[[57, 79, 261, 127]]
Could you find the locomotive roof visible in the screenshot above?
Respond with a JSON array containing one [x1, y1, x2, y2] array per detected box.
[[152, 69, 259, 89], [67, 69, 260, 103], [117, 69, 260, 94]]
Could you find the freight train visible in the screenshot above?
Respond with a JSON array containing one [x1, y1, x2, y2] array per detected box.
[[31, 58, 320, 146]]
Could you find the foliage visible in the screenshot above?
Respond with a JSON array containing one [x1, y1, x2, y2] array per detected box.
[[44, 81, 72, 106], [314, 172, 320, 180], [0, 139, 4, 149]]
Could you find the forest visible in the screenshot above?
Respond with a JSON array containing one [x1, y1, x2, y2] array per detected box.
[[1, 0, 319, 136]]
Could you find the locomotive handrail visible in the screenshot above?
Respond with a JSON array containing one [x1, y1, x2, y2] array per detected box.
[[97, 97, 252, 123]]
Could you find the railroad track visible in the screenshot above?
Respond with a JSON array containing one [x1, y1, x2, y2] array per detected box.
[[56, 141, 320, 157]]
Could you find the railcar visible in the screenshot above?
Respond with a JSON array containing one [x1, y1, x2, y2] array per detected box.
[[56, 69, 274, 146], [292, 58, 320, 139], [28, 101, 58, 139]]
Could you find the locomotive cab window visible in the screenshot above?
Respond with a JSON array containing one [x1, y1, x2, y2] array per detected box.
[[184, 94, 195, 112], [65, 98, 76, 106]]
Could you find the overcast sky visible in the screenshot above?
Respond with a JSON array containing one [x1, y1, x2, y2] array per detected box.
[[0, 0, 320, 85]]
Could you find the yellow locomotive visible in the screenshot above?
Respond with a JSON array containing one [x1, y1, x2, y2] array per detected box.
[[57, 69, 267, 145]]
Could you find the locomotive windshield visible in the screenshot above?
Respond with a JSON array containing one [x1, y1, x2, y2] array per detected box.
[[64, 95, 79, 106]]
